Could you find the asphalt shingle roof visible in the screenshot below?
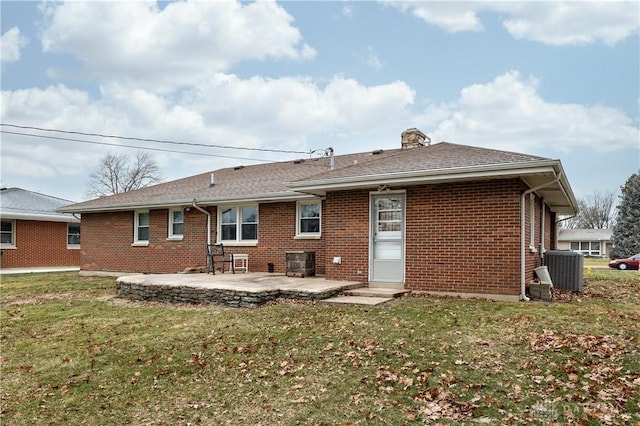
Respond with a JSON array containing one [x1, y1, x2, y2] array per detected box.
[[293, 142, 548, 182], [558, 228, 612, 241], [60, 149, 402, 212], [0, 188, 78, 221], [60, 141, 557, 213]]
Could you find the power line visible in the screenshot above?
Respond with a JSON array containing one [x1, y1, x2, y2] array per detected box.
[[1, 130, 275, 163], [0, 123, 311, 155]]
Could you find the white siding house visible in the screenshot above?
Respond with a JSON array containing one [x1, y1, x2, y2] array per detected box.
[[557, 228, 612, 258]]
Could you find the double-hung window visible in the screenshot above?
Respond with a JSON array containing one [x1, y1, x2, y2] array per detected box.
[[67, 223, 81, 249], [296, 201, 321, 238], [168, 209, 184, 240], [1, 220, 15, 248], [133, 210, 150, 245], [219, 205, 258, 243]]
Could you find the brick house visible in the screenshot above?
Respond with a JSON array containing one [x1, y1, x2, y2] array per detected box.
[[0, 188, 81, 269], [60, 129, 578, 301]]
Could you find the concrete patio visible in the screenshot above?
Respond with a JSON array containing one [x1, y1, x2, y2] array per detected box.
[[116, 272, 366, 308]]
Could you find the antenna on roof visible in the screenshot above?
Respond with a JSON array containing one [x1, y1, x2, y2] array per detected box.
[[326, 147, 334, 170]]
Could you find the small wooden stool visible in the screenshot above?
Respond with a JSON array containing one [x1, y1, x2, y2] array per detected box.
[[233, 254, 249, 273]]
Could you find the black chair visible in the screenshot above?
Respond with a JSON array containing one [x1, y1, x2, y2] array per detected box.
[[206, 243, 235, 275]]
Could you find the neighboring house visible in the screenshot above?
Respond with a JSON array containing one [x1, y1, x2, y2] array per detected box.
[[557, 228, 612, 258], [59, 129, 578, 301], [0, 188, 81, 269]]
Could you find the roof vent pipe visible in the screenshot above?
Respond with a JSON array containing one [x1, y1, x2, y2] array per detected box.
[[209, 173, 215, 187], [326, 147, 335, 170]]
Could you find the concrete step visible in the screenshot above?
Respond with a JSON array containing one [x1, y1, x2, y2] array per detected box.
[[343, 287, 410, 298], [321, 296, 394, 306]]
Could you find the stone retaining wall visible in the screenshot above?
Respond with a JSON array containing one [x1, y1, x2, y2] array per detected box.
[[116, 281, 346, 308]]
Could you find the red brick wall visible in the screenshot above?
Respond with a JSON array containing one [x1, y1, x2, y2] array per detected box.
[[1, 220, 80, 268], [404, 180, 523, 296], [321, 179, 544, 297], [80, 209, 208, 273], [549, 210, 557, 250], [78, 179, 555, 299], [323, 190, 371, 282], [225, 202, 325, 275], [524, 191, 541, 284], [79, 202, 325, 274]]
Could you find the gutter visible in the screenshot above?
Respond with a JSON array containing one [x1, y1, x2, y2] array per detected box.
[[289, 165, 570, 200], [288, 160, 560, 190], [520, 171, 563, 301], [58, 193, 318, 214], [0, 212, 81, 223], [191, 199, 211, 246]]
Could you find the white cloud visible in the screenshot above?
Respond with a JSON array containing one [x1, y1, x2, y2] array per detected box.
[[39, 0, 316, 91], [1, 86, 116, 180], [360, 46, 383, 70], [385, 1, 639, 45], [1, 27, 28, 63], [502, 2, 640, 46], [181, 74, 414, 142], [391, 2, 483, 33], [3, 70, 636, 201], [1, 73, 415, 197], [419, 71, 639, 153]]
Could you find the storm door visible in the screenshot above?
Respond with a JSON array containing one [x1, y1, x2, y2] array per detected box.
[[370, 193, 405, 284]]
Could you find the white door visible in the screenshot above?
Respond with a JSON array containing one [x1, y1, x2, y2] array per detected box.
[[370, 194, 405, 284]]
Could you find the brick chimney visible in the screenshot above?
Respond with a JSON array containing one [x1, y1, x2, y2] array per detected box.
[[401, 128, 430, 149]]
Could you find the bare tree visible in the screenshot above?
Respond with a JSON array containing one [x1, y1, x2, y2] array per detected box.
[[86, 151, 161, 198], [562, 190, 617, 229]]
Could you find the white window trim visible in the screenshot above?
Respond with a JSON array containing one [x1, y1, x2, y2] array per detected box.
[[295, 200, 322, 239], [167, 208, 184, 241], [67, 223, 81, 250], [571, 241, 601, 256], [132, 210, 150, 247], [217, 204, 258, 244], [1, 219, 16, 249]]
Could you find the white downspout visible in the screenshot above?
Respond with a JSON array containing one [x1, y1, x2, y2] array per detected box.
[[540, 202, 546, 259], [520, 172, 563, 301], [192, 199, 211, 246]]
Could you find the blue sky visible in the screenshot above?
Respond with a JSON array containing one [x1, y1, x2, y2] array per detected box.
[[1, 1, 638, 205]]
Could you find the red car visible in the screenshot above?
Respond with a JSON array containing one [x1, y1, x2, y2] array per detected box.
[[608, 254, 640, 270]]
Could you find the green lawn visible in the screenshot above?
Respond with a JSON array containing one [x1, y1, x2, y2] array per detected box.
[[583, 257, 611, 268], [1, 271, 639, 425]]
